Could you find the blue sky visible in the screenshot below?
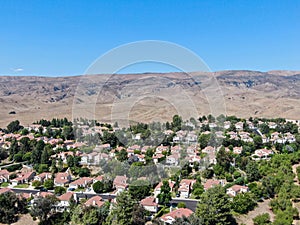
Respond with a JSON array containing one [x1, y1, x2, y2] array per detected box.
[[0, 0, 299, 76]]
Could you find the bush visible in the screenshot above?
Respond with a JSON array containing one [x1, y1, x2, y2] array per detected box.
[[253, 213, 271, 225], [177, 202, 186, 208], [54, 186, 66, 195], [43, 179, 54, 190], [32, 180, 42, 188], [6, 163, 22, 172]]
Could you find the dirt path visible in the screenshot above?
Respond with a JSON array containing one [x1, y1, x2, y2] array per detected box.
[[0, 214, 38, 225], [235, 199, 275, 225], [292, 163, 300, 186]]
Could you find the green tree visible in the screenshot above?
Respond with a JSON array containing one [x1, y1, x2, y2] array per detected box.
[[31, 140, 45, 164], [198, 134, 210, 149], [30, 196, 58, 222], [55, 186, 66, 195], [253, 136, 263, 149], [158, 180, 172, 205], [128, 179, 151, 201], [253, 213, 271, 225], [44, 179, 54, 190], [107, 191, 137, 225], [196, 186, 236, 225], [232, 192, 257, 214], [131, 203, 147, 225], [78, 167, 91, 177], [246, 161, 261, 182], [7, 120, 23, 133], [41, 148, 49, 165], [32, 180, 42, 188], [171, 115, 182, 132], [116, 149, 128, 162], [9, 138, 19, 159], [0, 191, 27, 224], [93, 181, 105, 193]]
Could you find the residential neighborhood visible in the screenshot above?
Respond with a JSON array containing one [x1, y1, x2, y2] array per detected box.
[[0, 115, 300, 224]]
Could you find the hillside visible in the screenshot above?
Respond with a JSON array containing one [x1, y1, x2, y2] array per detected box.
[[0, 70, 299, 127]]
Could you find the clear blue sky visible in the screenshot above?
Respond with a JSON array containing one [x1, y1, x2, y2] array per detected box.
[[0, 0, 299, 76]]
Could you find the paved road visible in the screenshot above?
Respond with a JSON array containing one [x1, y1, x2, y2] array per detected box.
[[4, 187, 199, 211]]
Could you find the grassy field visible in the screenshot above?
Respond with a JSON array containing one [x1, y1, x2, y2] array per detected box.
[[14, 184, 29, 188], [0, 182, 9, 187]]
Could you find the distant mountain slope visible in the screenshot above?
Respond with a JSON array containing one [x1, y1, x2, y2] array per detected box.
[[0, 70, 299, 127]]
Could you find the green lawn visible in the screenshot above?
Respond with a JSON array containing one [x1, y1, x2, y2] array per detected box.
[[14, 183, 29, 188], [75, 187, 85, 192], [0, 182, 9, 187]]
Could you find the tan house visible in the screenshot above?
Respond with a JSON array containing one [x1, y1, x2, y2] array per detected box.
[[54, 171, 72, 187], [226, 185, 249, 197], [178, 179, 196, 198], [113, 175, 128, 193]]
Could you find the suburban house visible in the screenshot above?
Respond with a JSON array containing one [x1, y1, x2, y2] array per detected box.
[[160, 208, 193, 224], [252, 148, 273, 160], [11, 171, 35, 186], [140, 196, 158, 213], [152, 153, 165, 164], [34, 172, 52, 182], [226, 185, 249, 197], [93, 175, 104, 183], [54, 171, 72, 187], [84, 196, 105, 208], [233, 147, 243, 155], [69, 177, 93, 189], [203, 179, 225, 191], [56, 192, 76, 212], [0, 169, 10, 183], [188, 155, 201, 167], [166, 153, 180, 166], [178, 179, 196, 198], [155, 145, 169, 154], [154, 180, 175, 197], [113, 175, 128, 193]]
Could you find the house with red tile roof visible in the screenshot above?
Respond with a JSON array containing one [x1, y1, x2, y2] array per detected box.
[[233, 146, 243, 155], [69, 177, 93, 189], [152, 153, 165, 164], [203, 179, 225, 191], [56, 192, 76, 211], [178, 179, 196, 198], [226, 185, 249, 197], [84, 196, 105, 208], [54, 170, 72, 187], [166, 153, 180, 166], [160, 208, 193, 224], [154, 180, 175, 197], [252, 148, 273, 161], [93, 175, 104, 183], [34, 172, 52, 182], [113, 175, 128, 193], [155, 145, 169, 154], [0, 169, 10, 183], [11, 171, 35, 186], [140, 196, 158, 213]]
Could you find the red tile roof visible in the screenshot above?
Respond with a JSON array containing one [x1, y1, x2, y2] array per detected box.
[[140, 196, 158, 207], [161, 208, 193, 222], [58, 192, 74, 201], [85, 196, 104, 208]]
